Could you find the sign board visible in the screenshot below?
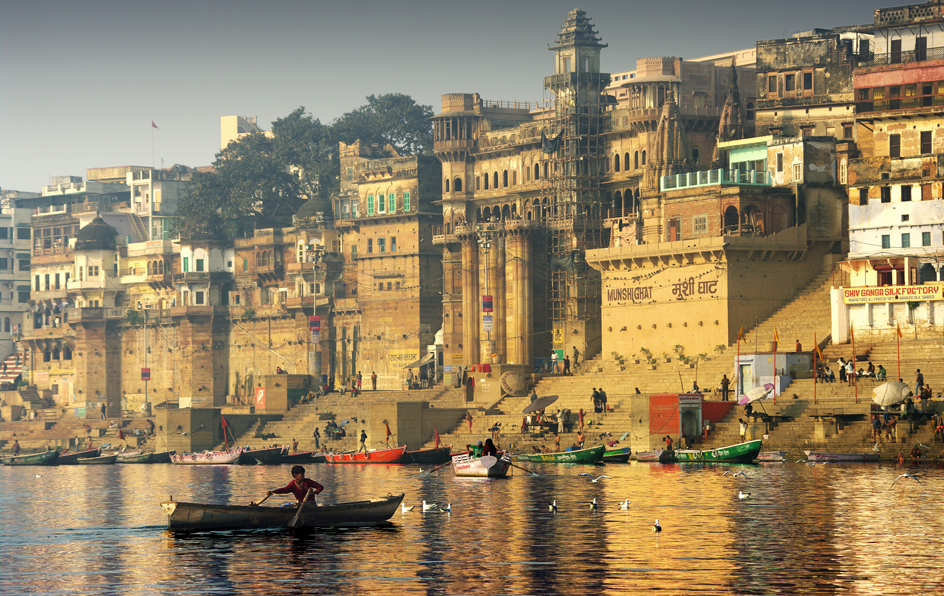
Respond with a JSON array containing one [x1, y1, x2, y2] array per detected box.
[[443, 365, 453, 373], [254, 387, 266, 409], [309, 315, 321, 330], [483, 315, 493, 331], [841, 283, 944, 305], [141, 368, 151, 381], [482, 295, 493, 312]]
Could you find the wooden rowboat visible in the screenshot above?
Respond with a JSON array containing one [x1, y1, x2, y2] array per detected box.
[[160, 493, 405, 531], [117, 451, 153, 464], [171, 448, 244, 465], [78, 454, 118, 465], [602, 447, 631, 463], [280, 450, 316, 464], [57, 447, 102, 465], [452, 453, 512, 477], [635, 449, 673, 463], [149, 450, 176, 464], [674, 439, 762, 463], [516, 445, 605, 464], [402, 445, 453, 464], [804, 451, 880, 463], [1, 448, 60, 466], [324, 446, 406, 464], [757, 451, 787, 462], [239, 446, 285, 465]]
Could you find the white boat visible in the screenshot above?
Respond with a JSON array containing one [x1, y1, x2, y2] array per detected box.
[[451, 453, 511, 478], [757, 451, 787, 462], [170, 448, 244, 465]]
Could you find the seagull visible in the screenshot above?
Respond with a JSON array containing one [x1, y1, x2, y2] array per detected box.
[[590, 498, 598, 510], [422, 500, 444, 512], [35, 474, 42, 478], [918, 443, 930, 450], [795, 459, 806, 463], [401, 504, 415, 513], [889, 473, 922, 488], [549, 500, 558, 512], [723, 471, 747, 478], [873, 443, 881, 452], [652, 519, 662, 533], [738, 491, 751, 500], [579, 473, 612, 483], [618, 499, 631, 510], [442, 503, 452, 513]]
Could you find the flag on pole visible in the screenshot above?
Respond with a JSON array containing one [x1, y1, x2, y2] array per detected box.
[[433, 426, 441, 449], [814, 344, 824, 362], [221, 414, 228, 428], [737, 326, 745, 342], [896, 322, 902, 338], [152, 121, 159, 130], [774, 326, 780, 351], [850, 324, 855, 340], [385, 422, 392, 441]]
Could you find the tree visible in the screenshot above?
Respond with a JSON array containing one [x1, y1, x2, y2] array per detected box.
[[334, 94, 433, 156]]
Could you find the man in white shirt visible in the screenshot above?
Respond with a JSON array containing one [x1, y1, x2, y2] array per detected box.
[[551, 351, 559, 373]]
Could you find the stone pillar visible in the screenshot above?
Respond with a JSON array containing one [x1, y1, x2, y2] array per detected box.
[[458, 230, 479, 365], [505, 222, 534, 367], [490, 237, 504, 362]]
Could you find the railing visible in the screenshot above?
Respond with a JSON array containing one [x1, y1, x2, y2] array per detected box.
[[661, 169, 770, 192], [858, 45, 944, 68], [173, 271, 210, 282], [605, 208, 638, 220], [856, 93, 944, 114]]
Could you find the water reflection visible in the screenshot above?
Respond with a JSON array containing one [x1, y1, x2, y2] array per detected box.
[[2, 461, 943, 595]]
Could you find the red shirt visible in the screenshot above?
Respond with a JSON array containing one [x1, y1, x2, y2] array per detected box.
[[274, 478, 324, 501]]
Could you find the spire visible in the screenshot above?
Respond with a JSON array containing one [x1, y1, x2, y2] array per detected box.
[[711, 60, 746, 168], [550, 8, 607, 50], [645, 84, 692, 191]]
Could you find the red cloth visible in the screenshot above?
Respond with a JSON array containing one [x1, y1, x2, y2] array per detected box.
[[118, 429, 125, 440], [273, 478, 323, 502]]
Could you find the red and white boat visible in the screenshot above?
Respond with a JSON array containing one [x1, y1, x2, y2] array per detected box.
[[757, 451, 787, 462], [804, 451, 880, 463], [324, 446, 407, 464], [451, 453, 512, 478], [171, 448, 244, 465]]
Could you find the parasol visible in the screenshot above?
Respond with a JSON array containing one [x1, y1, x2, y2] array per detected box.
[[737, 383, 775, 406], [523, 395, 558, 414], [872, 381, 912, 407]]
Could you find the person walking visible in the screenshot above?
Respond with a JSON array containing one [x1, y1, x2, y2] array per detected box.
[[371, 371, 377, 391], [312, 427, 321, 450], [572, 346, 580, 367], [551, 350, 559, 374], [100, 403, 106, 420], [358, 430, 368, 454], [356, 372, 362, 392], [720, 374, 730, 401], [591, 388, 601, 413], [738, 418, 748, 442], [915, 369, 925, 400], [12, 439, 20, 456], [837, 358, 847, 383], [562, 355, 571, 375], [599, 388, 608, 413], [557, 409, 564, 434], [466, 412, 473, 434]]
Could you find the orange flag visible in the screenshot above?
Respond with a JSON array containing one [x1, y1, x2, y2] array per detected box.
[[850, 324, 854, 340], [737, 326, 745, 342], [814, 344, 824, 362], [896, 322, 902, 338], [433, 426, 441, 449], [774, 326, 780, 350], [385, 422, 392, 441]]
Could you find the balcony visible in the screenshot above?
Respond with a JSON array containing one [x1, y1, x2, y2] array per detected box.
[[285, 295, 315, 309], [432, 225, 458, 245], [856, 92, 944, 116], [119, 268, 148, 284], [169, 305, 223, 317], [857, 45, 944, 69], [68, 307, 127, 323], [661, 169, 771, 192], [66, 277, 122, 292], [173, 271, 210, 283]]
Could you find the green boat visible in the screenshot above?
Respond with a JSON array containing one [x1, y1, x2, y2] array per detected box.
[[602, 447, 631, 463], [117, 451, 153, 464], [673, 439, 762, 463], [1, 448, 61, 466], [516, 444, 605, 464]]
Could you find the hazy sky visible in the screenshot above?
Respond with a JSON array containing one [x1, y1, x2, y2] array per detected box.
[[2, 0, 873, 192]]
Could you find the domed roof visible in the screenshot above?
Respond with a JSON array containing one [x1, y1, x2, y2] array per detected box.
[[74, 216, 118, 251], [295, 197, 333, 220]]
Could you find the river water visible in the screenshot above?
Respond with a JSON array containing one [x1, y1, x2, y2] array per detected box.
[[1, 459, 942, 595]]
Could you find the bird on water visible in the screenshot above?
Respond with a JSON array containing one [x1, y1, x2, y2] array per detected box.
[[579, 473, 612, 483], [652, 519, 662, 533]]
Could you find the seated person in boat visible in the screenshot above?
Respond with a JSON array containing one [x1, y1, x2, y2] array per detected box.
[[482, 438, 498, 457], [267, 465, 324, 505]]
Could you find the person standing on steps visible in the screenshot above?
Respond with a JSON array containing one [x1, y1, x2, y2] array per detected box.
[[100, 403, 106, 421], [738, 418, 748, 442], [358, 429, 368, 454], [371, 371, 377, 391], [562, 355, 571, 376], [572, 346, 580, 368], [551, 350, 559, 374], [720, 374, 730, 401], [915, 369, 925, 401], [599, 388, 608, 413], [837, 358, 847, 383], [795, 339, 802, 353]]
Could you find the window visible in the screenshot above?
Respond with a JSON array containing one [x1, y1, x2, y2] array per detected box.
[[882, 235, 891, 249], [18, 291, 29, 303], [881, 187, 891, 203], [693, 216, 707, 234], [17, 228, 30, 240], [34, 274, 40, 291], [859, 188, 868, 204], [768, 75, 777, 94], [483, 174, 489, 190], [347, 167, 353, 181], [391, 237, 397, 252], [0, 229, 7, 240], [503, 170, 508, 187], [916, 36, 928, 61], [843, 124, 853, 139], [387, 282, 392, 291], [44, 274, 50, 290], [388, 193, 395, 213], [367, 239, 373, 254], [395, 281, 401, 290], [403, 191, 410, 211], [444, 178, 450, 192], [493, 172, 499, 189], [196, 259, 205, 272], [923, 232, 931, 246], [476, 176, 481, 190], [902, 214, 910, 222], [378, 282, 383, 291], [351, 244, 357, 259], [367, 195, 375, 215], [921, 130, 932, 154], [183, 257, 189, 272], [54, 273, 60, 290], [792, 162, 802, 182], [378, 238, 386, 253], [378, 193, 386, 213], [776, 153, 784, 172], [901, 185, 912, 202], [0, 259, 7, 270], [839, 161, 847, 185], [785, 74, 796, 92], [641, 151, 646, 166], [803, 72, 813, 91], [902, 233, 911, 248], [195, 291, 205, 305], [243, 258, 248, 272]]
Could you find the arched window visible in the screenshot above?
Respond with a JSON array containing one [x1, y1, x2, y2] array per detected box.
[[614, 191, 623, 213], [484, 174, 489, 190], [543, 162, 549, 178], [147, 261, 153, 275], [454, 177, 462, 192], [64, 346, 73, 360], [614, 154, 620, 172], [920, 263, 937, 284], [476, 176, 481, 190], [445, 178, 450, 192], [255, 252, 260, 267], [52, 347, 60, 360], [534, 163, 540, 180], [723, 206, 740, 234], [624, 153, 630, 170], [641, 150, 647, 165], [634, 151, 639, 169], [493, 172, 499, 189], [159, 260, 164, 274], [503, 170, 508, 187], [692, 148, 700, 163]]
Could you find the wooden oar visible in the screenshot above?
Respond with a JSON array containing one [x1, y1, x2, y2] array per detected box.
[[287, 488, 314, 528], [508, 461, 540, 476], [250, 493, 271, 507], [416, 460, 453, 478]]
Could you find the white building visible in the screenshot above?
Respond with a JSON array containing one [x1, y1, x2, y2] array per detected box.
[[0, 190, 38, 362]]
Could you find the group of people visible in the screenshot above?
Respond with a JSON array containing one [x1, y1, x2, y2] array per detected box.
[[591, 388, 608, 414], [820, 359, 887, 384], [406, 368, 430, 390], [546, 346, 581, 375]]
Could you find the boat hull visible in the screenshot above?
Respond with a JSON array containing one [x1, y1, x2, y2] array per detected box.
[[149, 450, 176, 464], [160, 493, 405, 531], [171, 448, 244, 465], [757, 451, 787, 462], [118, 452, 153, 464], [602, 447, 631, 463], [451, 453, 511, 477], [402, 446, 452, 464], [674, 439, 763, 463], [78, 454, 118, 465], [635, 449, 673, 463], [280, 451, 316, 464], [239, 446, 285, 465], [57, 448, 102, 465], [804, 451, 880, 463], [324, 446, 406, 464], [516, 445, 605, 464], [1, 448, 60, 466]]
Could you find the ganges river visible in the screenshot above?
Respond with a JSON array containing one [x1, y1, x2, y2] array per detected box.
[[1, 459, 943, 595]]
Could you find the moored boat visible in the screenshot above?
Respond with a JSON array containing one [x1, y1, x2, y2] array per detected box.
[[635, 449, 673, 463], [171, 448, 244, 465], [602, 447, 631, 463], [674, 439, 762, 463], [78, 454, 118, 465], [280, 450, 316, 464], [402, 445, 453, 464], [310, 452, 328, 463], [324, 446, 406, 464], [516, 444, 605, 464], [452, 453, 512, 477], [160, 493, 405, 531], [804, 451, 880, 463], [239, 446, 285, 465], [149, 450, 176, 464], [117, 451, 153, 464], [57, 447, 103, 465], [757, 451, 787, 462], [1, 448, 61, 466]]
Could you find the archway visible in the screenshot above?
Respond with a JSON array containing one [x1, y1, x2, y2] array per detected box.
[[920, 263, 937, 283], [723, 206, 740, 234], [454, 177, 462, 192]]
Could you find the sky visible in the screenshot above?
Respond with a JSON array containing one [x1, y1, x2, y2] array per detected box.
[[1, 0, 875, 193]]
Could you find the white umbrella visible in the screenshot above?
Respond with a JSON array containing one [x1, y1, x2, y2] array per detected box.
[[872, 382, 912, 407], [737, 383, 774, 406]]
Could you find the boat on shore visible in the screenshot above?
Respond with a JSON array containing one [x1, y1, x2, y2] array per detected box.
[[516, 444, 605, 464], [280, 450, 316, 464], [602, 447, 631, 463], [239, 446, 285, 465], [160, 493, 405, 531], [117, 451, 153, 464], [1, 448, 61, 466], [57, 447, 102, 465], [635, 449, 673, 463], [674, 439, 763, 463], [78, 454, 118, 465], [324, 446, 406, 464], [402, 445, 453, 464], [171, 448, 244, 465], [757, 451, 787, 462], [804, 451, 880, 463], [150, 450, 176, 464], [452, 453, 512, 477]]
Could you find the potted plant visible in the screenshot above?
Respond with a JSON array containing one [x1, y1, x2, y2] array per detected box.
[[663, 352, 672, 363]]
